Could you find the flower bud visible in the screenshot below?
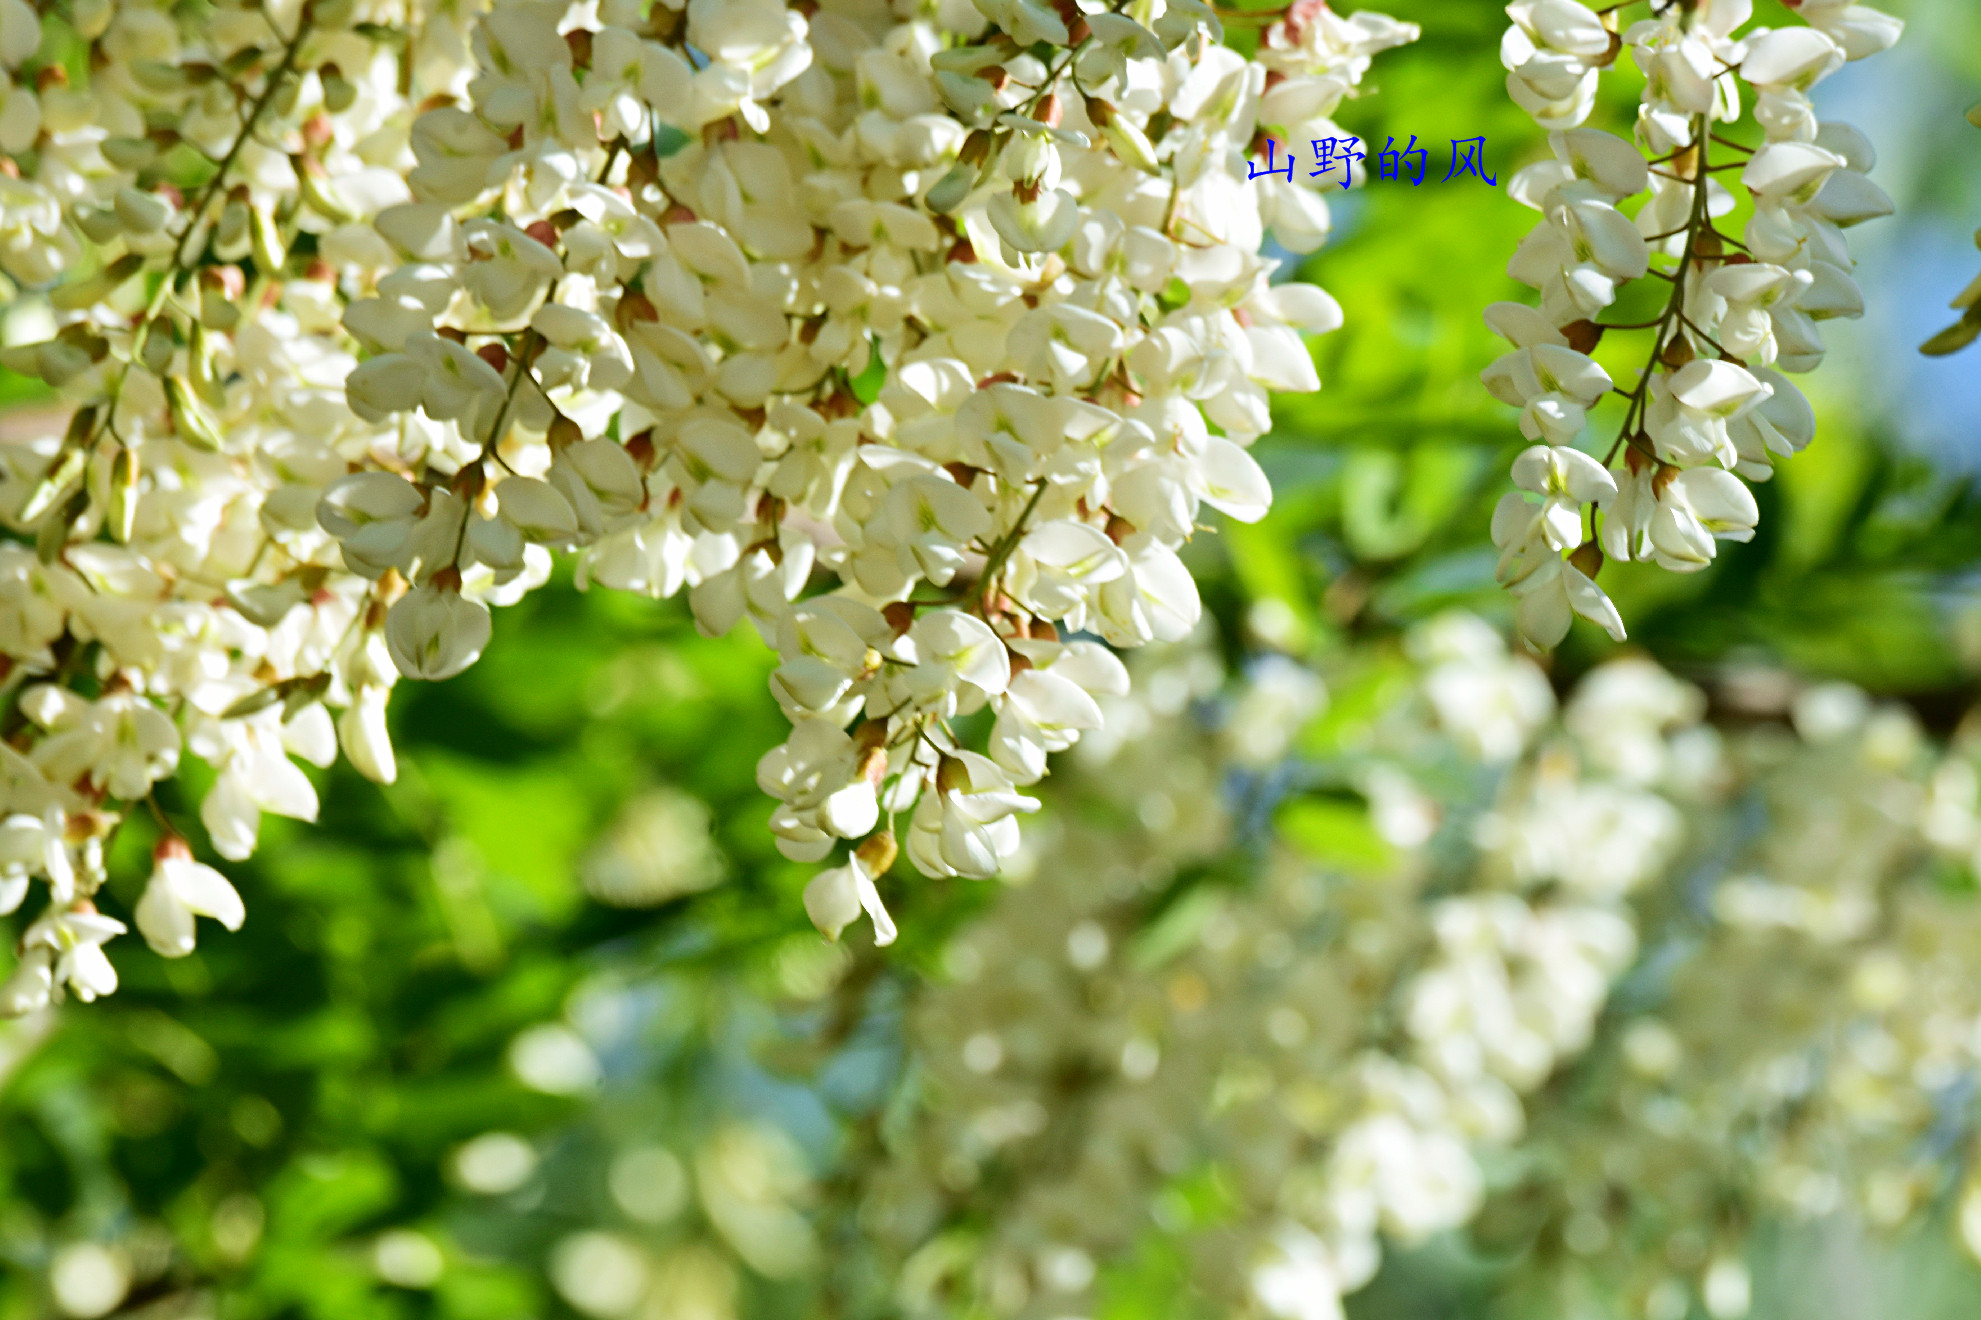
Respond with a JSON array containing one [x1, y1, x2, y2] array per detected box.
[[803, 865, 862, 941], [166, 375, 225, 451], [1098, 113, 1160, 174], [250, 201, 287, 274], [338, 687, 398, 784], [200, 266, 246, 330], [322, 65, 358, 113], [854, 831, 898, 875], [925, 163, 976, 215], [108, 445, 140, 544], [19, 446, 88, 525], [114, 187, 172, 234], [36, 487, 89, 564], [140, 318, 174, 374]]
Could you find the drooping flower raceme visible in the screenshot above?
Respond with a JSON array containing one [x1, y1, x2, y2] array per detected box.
[[868, 615, 1705, 1320], [0, 0, 1417, 1011], [1487, 0, 1900, 647]]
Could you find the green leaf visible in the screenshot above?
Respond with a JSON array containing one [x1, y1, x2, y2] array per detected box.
[[265, 1148, 399, 1241], [416, 753, 595, 926], [1921, 316, 1981, 357], [652, 123, 692, 158], [1128, 888, 1226, 972], [850, 335, 887, 405], [1275, 797, 1392, 872]]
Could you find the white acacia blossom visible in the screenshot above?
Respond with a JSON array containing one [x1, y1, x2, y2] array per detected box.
[[0, 0, 1420, 1009], [845, 622, 1981, 1320], [827, 617, 1703, 1320], [1488, 0, 1900, 647]]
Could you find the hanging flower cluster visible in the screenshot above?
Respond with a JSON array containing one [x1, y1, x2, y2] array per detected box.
[[1488, 0, 1901, 648], [1476, 683, 1981, 1319], [842, 623, 1981, 1320], [0, 0, 1419, 1012]]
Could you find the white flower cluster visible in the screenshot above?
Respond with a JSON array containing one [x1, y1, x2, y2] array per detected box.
[[0, 0, 493, 1014], [861, 615, 1710, 1320], [1488, 685, 1981, 1319], [0, 0, 1419, 1011], [863, 629, 1981, 1320], [1488, 0, 1900, 647]]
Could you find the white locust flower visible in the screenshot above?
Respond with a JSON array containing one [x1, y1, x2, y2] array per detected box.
[[907, 752, 1039, 879], [0, 0, 1417, 983], [803, 839, 897, 948], [0, 813, 57, 914], [1644, 360, 1773, 469], [1481, 342, 1613, 446], [1510, 444, 1617, 551], [1647, 467, 1760, 571], [2, 905, 126, 1011], [1502, 0, 1612, 129], [1510, 553, 1627, 647], [135, 837, 245, 958], [387, 580, 494, 681], [22, 687, 180, 800], [1488, 0, 1898, 648]]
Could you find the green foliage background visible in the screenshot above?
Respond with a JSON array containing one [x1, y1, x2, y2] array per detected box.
[[3, 0, 1981, 1315]]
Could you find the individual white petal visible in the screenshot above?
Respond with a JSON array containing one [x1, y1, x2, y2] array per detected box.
[[495, 477, 580, 543], [1669, 360, 1770, 418], [1741, 28, 1845, 89], [136, 879, 198, 957], [1554, 128, 1649, 197], [1563, 562, 1626, 641], [1484, 302, 1569, 349], [803, 864, 861, 940], [821, 779, 880, 840], [1742, 141, 1843, 205], [1672, 467, 1759, 537], [1195, 438, 1272, 522], [1511, 559, 1573, 648], [339, 688, 398, 785]]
